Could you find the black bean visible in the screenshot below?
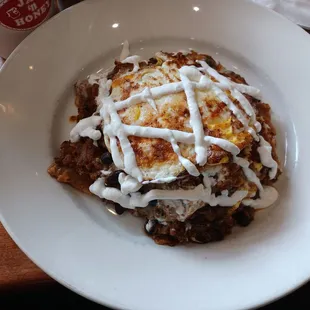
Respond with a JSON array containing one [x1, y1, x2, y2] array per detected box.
[[148, 200, 158, 207], [101, 152, 113, 165], [148, 57, 157, 65], [233, 206, 255, 227], [144, 220, 156, 235], [105, 170, 122, 189], [114, 203, 126, 215], [190, 225, 224, 244]]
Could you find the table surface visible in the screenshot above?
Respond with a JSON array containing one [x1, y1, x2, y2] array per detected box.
[[0, 223, 51, 290]]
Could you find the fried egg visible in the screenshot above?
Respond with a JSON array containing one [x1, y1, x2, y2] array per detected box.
[[107, 52, 254, 180]]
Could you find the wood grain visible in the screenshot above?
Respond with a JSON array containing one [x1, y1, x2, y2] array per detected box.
[[0, 223, 51, 290]]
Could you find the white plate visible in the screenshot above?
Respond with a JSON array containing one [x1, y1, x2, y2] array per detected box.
[[251, 0, 310, 30], [0, 0, 310, 309]]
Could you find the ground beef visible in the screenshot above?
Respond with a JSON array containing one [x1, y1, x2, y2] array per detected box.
[[55, 138, 104, 176], [48, 138, 106, 193], [74, 81, 99, 120], [48, 163, 94, 194], [215, 163, 246, 192]]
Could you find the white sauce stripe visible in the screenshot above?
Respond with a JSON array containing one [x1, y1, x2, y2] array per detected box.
[[205, 136, 240, 155], [109, 136, 124, 169], [114, 79, 224, 111], [70, 115, 102, 143], [198, 65, 257, 139], [142, 176, 177, 184], [115, 81, 185, 111], [233, 156, 264, 191], [179, 68, 208, 165], [104, 96, 142, 180], [90, 178, 248, 209], [116, 87, 158, 111], [170, 134, 200, 176], [257, 136, 278, 179], [104, 123, 240, 156], [121, 55, 141, 73], [197, 60, 260, 99], [115, 77, 259, 112], [243, 186, 278, 209], [197, 61, 260, 97], [143, 87, 157, 111], [210, 83, 253, 133], [118, 172, 142, 195], [198, 60, 261, 138], [120, 40, 130, 61], [231, 82, 261, 98]]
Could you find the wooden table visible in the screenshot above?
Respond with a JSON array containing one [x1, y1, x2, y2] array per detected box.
[[0, 223, 51, 290]]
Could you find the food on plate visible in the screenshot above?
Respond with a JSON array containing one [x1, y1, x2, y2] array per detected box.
[[48, 46, 281, 246]]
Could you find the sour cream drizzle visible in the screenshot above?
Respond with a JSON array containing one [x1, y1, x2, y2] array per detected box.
[[70, 115, 102, 142], [90, 178, 249, 209], [198, 61, 260, 140], [179, 67, 208, 166], [71, 53, 279, 209], [198, 61, 262, 132], [104, 124, 240, 155], [120, 40, 130, 61], [118, 172, 142, 195], [257, 136, 278, 179], [104, 96, 143, 181], [121, 55, 141, 73], [233, 156, 264, 191], [169, 133, 200, 176], [243, 186, 278, 208], [142, 176, 177, 184]]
